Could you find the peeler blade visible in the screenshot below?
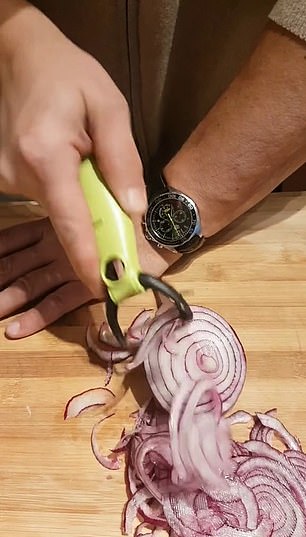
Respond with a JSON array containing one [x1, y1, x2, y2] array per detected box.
[[105, 273, 193, 347]]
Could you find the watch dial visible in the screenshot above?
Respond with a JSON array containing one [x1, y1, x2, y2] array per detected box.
[[147, 193, 197, 246]]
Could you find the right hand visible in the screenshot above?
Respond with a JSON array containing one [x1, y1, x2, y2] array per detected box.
[[0, 0, 147, 298]]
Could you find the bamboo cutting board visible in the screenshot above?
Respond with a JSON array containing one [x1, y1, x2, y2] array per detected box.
[[0, 192, 306, 536]]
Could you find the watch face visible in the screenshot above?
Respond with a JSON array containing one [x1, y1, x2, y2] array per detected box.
[[145, 191, 198, 247]]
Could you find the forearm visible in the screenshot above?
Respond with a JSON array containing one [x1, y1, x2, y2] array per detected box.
[[164, 22, 306, 238]]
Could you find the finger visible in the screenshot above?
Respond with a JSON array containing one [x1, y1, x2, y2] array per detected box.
[[0, 218, 44, 258], [5, 280, 94, 339], [87, 91, 147, 216], [24, 143, 103, 297], [0, 262, 73, 318], [0, 240, 51, 288]]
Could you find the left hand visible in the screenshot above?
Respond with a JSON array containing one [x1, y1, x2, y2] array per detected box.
[[0, 217, 179, 339]]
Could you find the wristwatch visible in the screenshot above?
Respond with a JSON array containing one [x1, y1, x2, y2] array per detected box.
[[143, 171, 205, 254]]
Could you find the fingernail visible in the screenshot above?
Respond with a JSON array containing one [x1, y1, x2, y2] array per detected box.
[[6, 321, 20, 338], [125, 188, 147, 214]]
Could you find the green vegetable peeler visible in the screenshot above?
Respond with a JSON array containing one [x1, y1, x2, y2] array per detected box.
[[79, 157, 192, 346]]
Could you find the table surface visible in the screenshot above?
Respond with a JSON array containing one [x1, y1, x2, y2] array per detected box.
[[0, 192, 306, 536]]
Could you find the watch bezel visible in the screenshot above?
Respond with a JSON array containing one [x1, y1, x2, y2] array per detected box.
[[144, 190, 201, 251]]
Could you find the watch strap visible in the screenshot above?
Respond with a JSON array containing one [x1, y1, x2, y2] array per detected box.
[[176, 234, 205, 254], [144, 164, 168, 201]]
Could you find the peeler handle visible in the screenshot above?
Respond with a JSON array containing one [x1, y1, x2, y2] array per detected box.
[[79, 158, 144, 304]]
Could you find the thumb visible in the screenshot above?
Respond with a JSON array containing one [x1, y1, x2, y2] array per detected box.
[[34, 146, 102, 298], [87, 95, 147, 216]]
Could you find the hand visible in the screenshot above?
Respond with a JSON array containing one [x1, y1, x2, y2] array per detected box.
[[0, 1, 147, 298], [0, 218, 92, 338], [1, 218, 180, 339]]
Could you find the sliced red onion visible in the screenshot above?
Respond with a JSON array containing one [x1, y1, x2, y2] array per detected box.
[[86, 324, 132, 364], [250, 409, 277, 444], [86, 310, 154, 386], [162, 491, 224, 537], [123, 488, 153, 535], [133, 433, 173, 502], [227, 410, 253, 426], [64, 387, 115, 419], [255, 412, 302, 451], [134, 523, 156, 537], [236, 444, 306, 535], [131, 306, 246, 415], [126, 309, 154, 344], [65, 304, 306, 537], [284, 450, 306, 479], [169, 377, 232, 491], [215, 518, 274, 536], [91, 413, 120, 470]]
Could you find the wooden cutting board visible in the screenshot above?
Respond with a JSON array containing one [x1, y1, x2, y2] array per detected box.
[[0, 192, 306, 536]]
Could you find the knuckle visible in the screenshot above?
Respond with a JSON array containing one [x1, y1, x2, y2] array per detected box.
[[0, 255, 14, 281], [113, 94, 129, 117], [47, 292, 65, 313], [99, 90, 129, 119], [17, 132, 45, 167], [17, 128, 59, 170], [27, 242, 42, 265], [15, 275, 34, 297], [17, 131, 39, 161]]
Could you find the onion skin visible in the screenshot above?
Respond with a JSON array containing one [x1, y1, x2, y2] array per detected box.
[[65, 305, 306, 537]]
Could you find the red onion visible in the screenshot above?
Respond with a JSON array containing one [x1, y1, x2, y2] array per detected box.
[[129, 306, 246, 415], [91, 413, 120, 470], [86, 309, 154, 385], [64, 387, 115, 419], [65, 305, 306, 536]]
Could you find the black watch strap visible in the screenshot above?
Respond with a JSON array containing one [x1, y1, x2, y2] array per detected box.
[[144, 165, 168, 201], [176, 234, 205, 254]]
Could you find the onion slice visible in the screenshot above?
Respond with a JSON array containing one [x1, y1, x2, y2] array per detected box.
[[91, 413, 120, 470], [64, 387, 115, 419], [255, 412, 302, 451]]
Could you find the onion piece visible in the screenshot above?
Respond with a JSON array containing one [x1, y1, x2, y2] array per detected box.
[[123, 487, 153, 535], [169, 378, 232, 491], [227, 410, 253, 426], [215, 518, 274, 536], [250, 409, 277, 444], [91, 413, 120, 470], [86, 324, 132, 364], [64, 387, 115, 419], [134, 523, 157, 537], [255, 412, 302, 451]]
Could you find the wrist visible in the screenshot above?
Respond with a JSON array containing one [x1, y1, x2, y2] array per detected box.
[[163, 157, 227, 239], [134, 215, 181, 276]]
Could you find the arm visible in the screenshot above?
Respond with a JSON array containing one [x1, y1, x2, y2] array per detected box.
[[163, 22, 306, 240], [0, 0, 146, 298]]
